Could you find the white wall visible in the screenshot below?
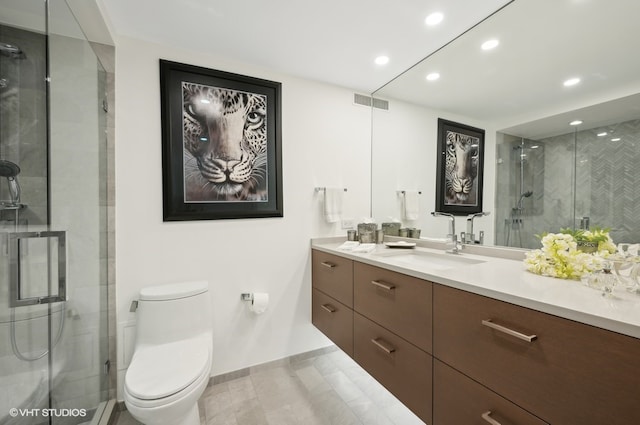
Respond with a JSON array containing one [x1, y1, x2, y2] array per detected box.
[[115, 36, 371, 399], [371, 98, 497, 244]]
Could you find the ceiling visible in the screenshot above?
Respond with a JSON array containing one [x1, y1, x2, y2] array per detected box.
[[98, 0, 511, 93], [373, 0, 640, 136]]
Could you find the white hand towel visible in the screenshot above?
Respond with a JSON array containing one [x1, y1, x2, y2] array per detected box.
[[403, 191, 420, 221], [324, 188, 344, 223]]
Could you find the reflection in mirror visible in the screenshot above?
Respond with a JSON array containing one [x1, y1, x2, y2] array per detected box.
[[497, 107, 640, 249], [371, 0, 640, 248]]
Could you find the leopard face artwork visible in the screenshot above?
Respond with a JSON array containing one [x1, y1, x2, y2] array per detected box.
[[182, 82, 268, 202], [444, 130, 479, 206]]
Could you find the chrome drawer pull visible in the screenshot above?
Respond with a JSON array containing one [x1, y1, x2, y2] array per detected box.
[[371, 280, 396, 291], [321, 304, 336, 313], [481, 411, 502, 425], [482, 319, 537, 342], [371, 338, 396, 354], [320, 261, 336, 268]]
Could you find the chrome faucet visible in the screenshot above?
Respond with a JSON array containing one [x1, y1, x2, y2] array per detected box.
[[431, 212, 461, 254], [463, 212, 491, 245]]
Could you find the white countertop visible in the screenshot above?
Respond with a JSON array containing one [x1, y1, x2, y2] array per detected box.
[[311, 237, 640, 340]]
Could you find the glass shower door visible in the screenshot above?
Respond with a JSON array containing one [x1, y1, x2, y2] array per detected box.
[[1, 0, 110, 423], [0, 2, 54, 423], [47, 0, 110, 422]]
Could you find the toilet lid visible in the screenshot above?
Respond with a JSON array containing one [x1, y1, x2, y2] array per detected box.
[[139, 281, 208, 301], [125, 337, 211, 400]]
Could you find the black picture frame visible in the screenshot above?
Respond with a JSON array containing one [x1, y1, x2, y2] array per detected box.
[[435, 118, 485, 215], [160, 60, 283, 221]]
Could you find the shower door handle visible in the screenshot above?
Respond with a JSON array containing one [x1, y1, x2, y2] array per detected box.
[[8, 231, 67, 307]]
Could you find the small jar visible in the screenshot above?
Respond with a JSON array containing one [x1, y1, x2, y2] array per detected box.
[[587, 262, 617, 296], [359, 230, 375, 244], [381, 222, 401, 236]]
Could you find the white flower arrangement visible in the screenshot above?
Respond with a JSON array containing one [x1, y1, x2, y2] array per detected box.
[[524, 230, 616, 280]]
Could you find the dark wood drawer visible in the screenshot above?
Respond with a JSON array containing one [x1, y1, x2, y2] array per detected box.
[[354, 312, 432, 423], [312, 288, 353, 356], [434, 359, 548, 425], [354, 262, 432, 353], [433, 284, 640, 425], [312, 250, 353, 307]]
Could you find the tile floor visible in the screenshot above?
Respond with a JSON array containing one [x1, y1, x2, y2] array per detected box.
[[116, 346, 425, 425]]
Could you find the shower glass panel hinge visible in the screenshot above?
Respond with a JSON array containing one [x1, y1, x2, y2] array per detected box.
[[8, 231, 67, 307], [104, 360, 111, 376], [102, 98, 108, 113]]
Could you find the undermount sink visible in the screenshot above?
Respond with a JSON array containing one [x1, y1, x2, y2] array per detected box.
[[373, 248, 486, 270]]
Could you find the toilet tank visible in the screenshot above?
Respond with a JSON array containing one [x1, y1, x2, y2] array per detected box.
[[134, 281, 212, 346]]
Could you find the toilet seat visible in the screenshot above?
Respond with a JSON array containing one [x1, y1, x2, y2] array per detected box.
[[125, 336, 211, 402]]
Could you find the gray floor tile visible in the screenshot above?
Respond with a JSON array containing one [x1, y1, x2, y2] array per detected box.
[[115, 347, 424, 425]]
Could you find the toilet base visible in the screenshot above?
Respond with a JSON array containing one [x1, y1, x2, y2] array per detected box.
[[179, 405, 200, 425], [127, 403, 200, 425]]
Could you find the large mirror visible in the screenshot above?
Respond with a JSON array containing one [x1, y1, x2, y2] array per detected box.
[[371, 0, 640, 249]]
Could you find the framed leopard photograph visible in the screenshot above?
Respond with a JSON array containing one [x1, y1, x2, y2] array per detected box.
[[160, 60, 283, 221], [435, 118, 485, 215]]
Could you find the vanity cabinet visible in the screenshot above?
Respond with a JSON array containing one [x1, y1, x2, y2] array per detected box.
[[311, 250, 354, 356], [311, 247, 640, 425], [353, 262, 433, 422], [311, 250, 433, 423], [311, 250, 353, 307], [312, 288, 353, 356], [354, 312, 432, 422], [353, 262, 432, 353], [433, 359, 548, 425], [433, 284, 640, 425]]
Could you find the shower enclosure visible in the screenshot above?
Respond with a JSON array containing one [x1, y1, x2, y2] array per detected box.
[[495, 119, 640, 249], [1, 0, 110, 424]]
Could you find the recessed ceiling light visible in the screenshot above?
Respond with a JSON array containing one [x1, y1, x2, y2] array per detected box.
[[481, 39, 499, 50], [426, 72, 440, 81], [597, 132, 607, 137], [425, 12, 444, 26], [375, 55, 389, 65], [530, 145, 539, 149], [569, 120, 583, 126], [611, 137, 621, 142], [563, 77, 581, 87], [200, 99, 211, 104]]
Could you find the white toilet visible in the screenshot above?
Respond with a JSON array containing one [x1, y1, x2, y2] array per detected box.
[[124, 281, 212, 425]]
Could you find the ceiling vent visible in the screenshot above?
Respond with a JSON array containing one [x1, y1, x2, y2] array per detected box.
[[353, 93, 389, 110]]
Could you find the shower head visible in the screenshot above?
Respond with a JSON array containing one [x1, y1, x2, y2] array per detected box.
[[0, 42, 25, 59], [0, 160, 21, 205], [516, 190, 533, 209], [0, 160, 20, 178]]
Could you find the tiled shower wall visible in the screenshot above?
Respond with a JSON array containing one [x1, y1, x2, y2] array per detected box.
[[495, 119, 640, 249], [575, 120, 640, 244]]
